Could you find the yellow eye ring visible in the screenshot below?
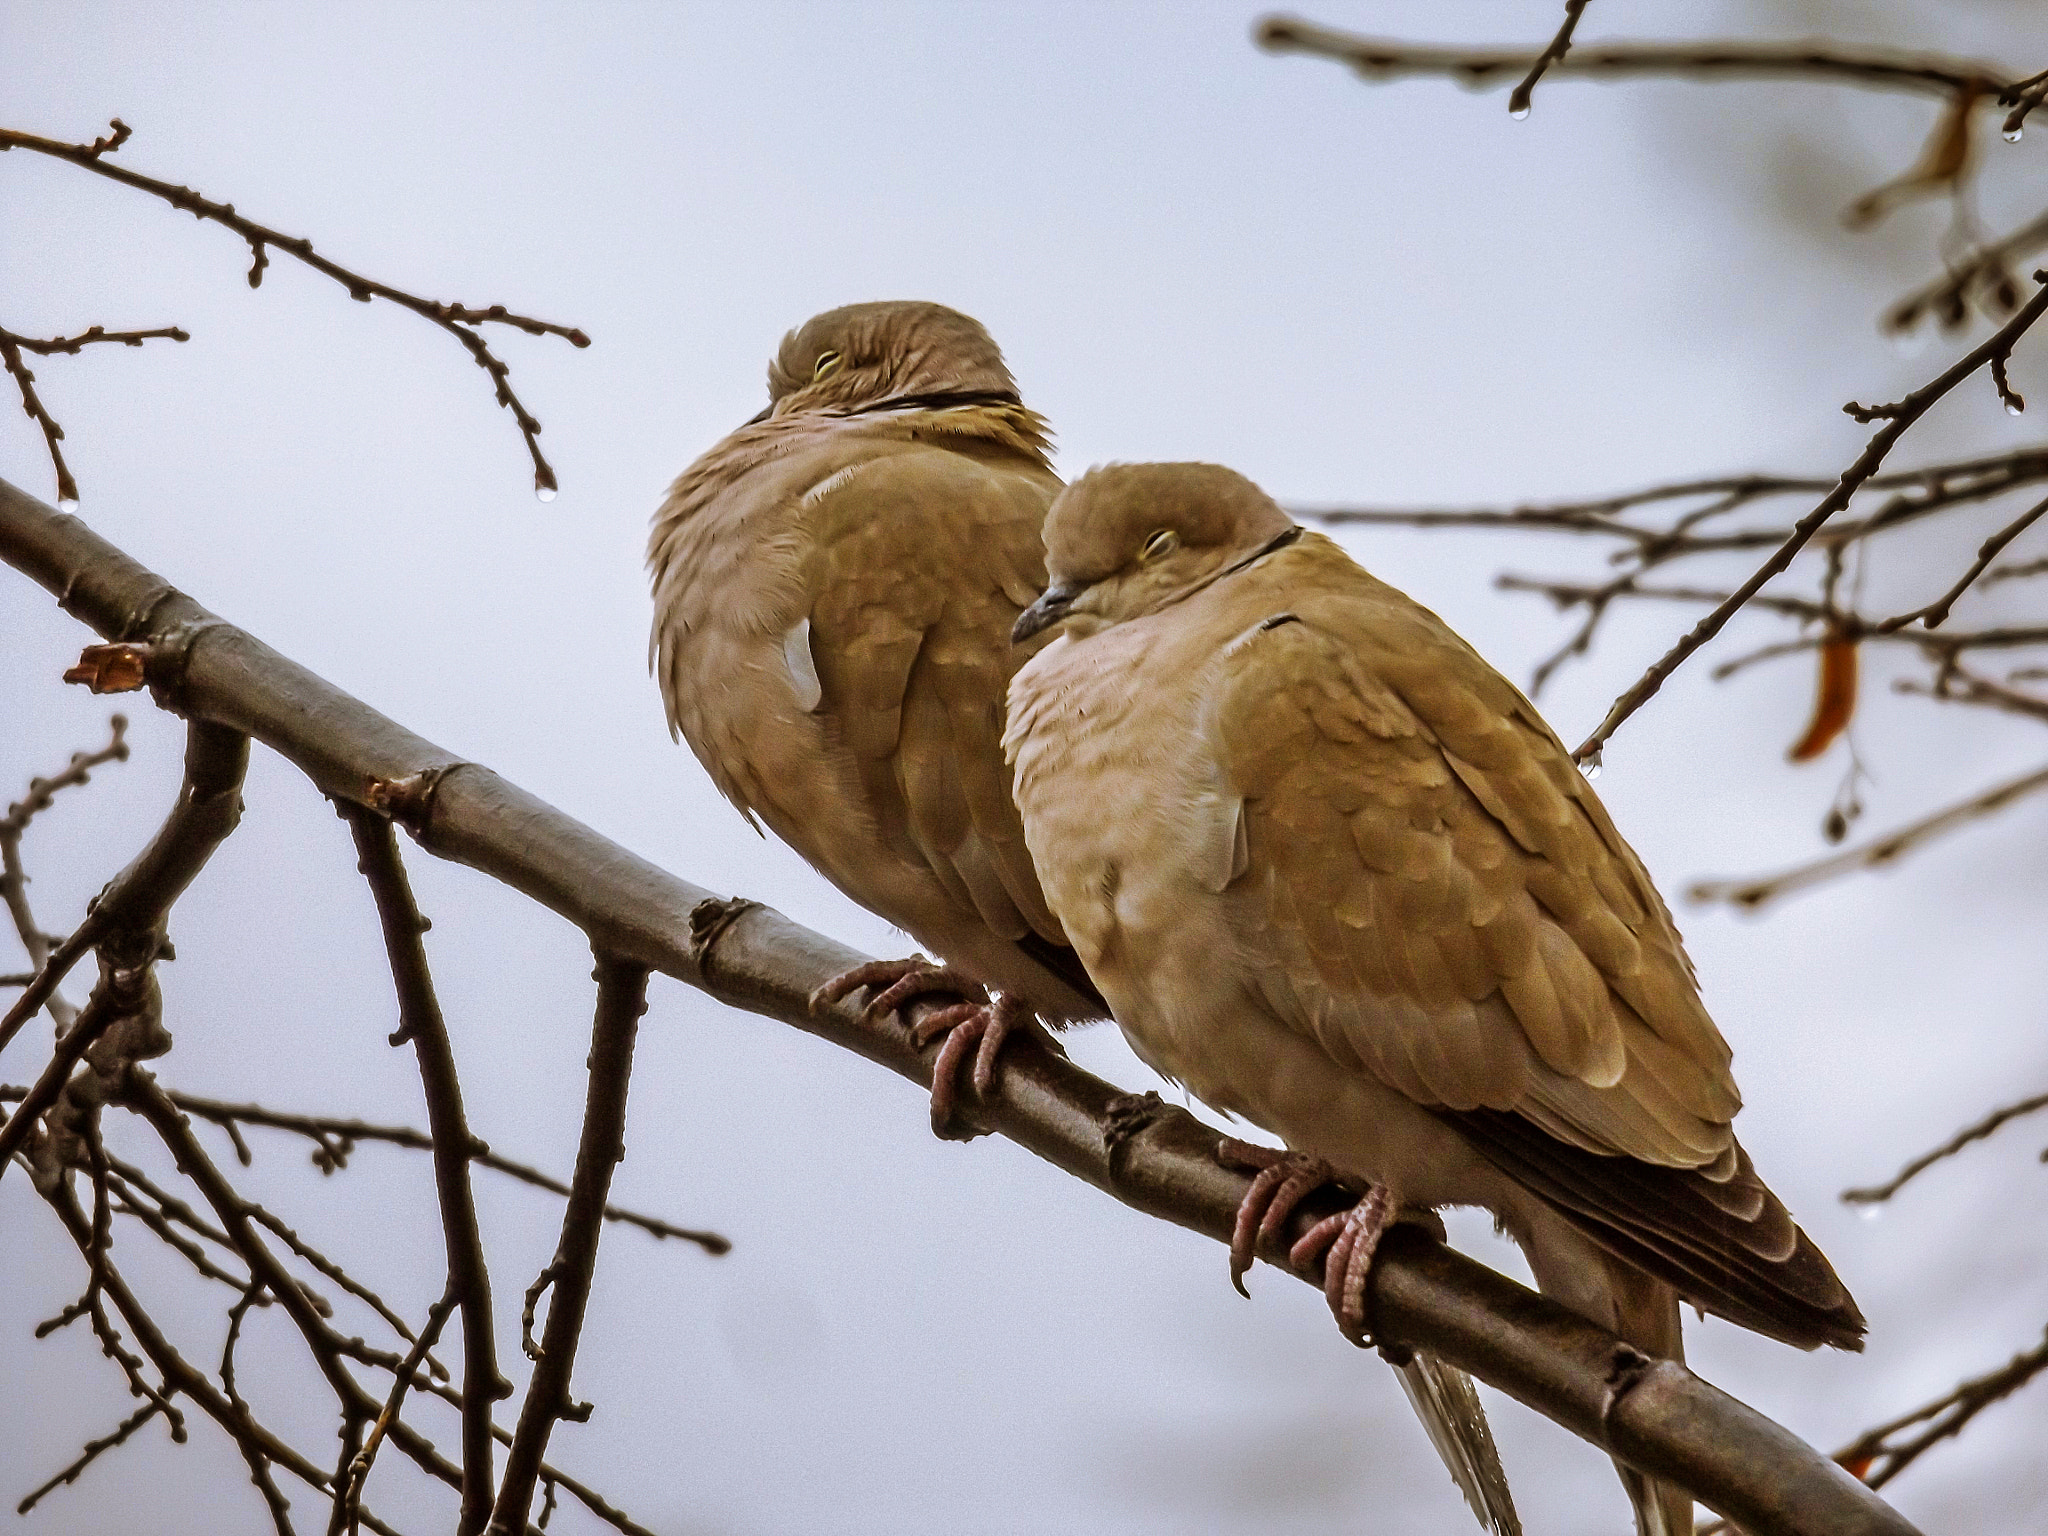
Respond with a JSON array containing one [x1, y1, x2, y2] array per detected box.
[[1141, 528, 1179, 560], [812, 351, 842, 380]]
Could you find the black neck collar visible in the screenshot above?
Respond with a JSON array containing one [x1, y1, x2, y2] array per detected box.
[[1219, 524, 1302, 579], [852, 387, 1023, 416]]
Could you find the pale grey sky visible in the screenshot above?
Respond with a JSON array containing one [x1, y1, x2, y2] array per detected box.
[[4, 3, 2046, 1533]]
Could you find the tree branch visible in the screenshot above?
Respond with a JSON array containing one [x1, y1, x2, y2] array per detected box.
[[2, 713, 129, 1034], [488, 954, 648, 1536], [1507, 0, 1591, 119], [1688, 763, 2048, 911], [0, 474, 1925, 1536], [1833, 1327, 2048, 1490], [1255, 17, 2013, 99], [1841, 1090, 2048, 1207], [1572, 272, 2048, 763], [0, 718, 246, 1168], [342, 805, 508, 1536], [147, 1088, 727, 1250], [0, 119, 588, 499]]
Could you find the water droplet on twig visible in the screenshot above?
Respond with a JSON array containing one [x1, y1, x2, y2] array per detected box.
[[1856, 1203, 1883, 1223], [2004, 125, 2024, 143], [1509, 103, 1531, 121], [2006, 398, 2026, 417], [535, 483, 558, 503], [57, 495, 80, 512], [1578, 749, 1603, 781]]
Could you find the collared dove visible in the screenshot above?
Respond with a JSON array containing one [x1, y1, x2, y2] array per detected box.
[[648, 302, 1103, 1133], [1006, 462, 1865, 1536]]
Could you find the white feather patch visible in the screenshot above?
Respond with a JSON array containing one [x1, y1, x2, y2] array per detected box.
[[783, 618, 823, 712]]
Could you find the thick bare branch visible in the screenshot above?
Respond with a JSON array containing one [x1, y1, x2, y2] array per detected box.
[[0, 474, 1925, 1536], [488, 954, 648, 1536]]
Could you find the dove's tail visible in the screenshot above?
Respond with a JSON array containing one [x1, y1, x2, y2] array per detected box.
[[1395, 1350, 1522, 1536]]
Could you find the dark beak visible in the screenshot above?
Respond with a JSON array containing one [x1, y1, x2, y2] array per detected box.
[[1012, 582, 1083, 644]]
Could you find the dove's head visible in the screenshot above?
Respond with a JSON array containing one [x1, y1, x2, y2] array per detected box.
[[761, 301, 1019, 420], [1014, 463, 1298, 643]]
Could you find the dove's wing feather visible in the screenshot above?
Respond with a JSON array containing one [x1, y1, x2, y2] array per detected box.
[[650, 410, 1100, 1020], [1202, 536, 1859, 1348]]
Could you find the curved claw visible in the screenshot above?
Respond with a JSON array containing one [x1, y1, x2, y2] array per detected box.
[[1291, 1185, 1393, 1344], [862, 964, 987, 1023], [1218, 1140, 1342, 1298], [809, 956, 934, 1014], [924, 994, 1035, 1140]]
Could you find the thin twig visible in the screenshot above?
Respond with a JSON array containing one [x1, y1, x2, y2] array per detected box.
[[1885, 208, 2048, 335], [1572, 273, 2048, 762], [1833, 1326, 2048, 1489], [339, 1289, 458, 1536], [1256, 17, 2010, 100], [163, 1090, 728, 1251], [1507, 0, 1591, 118], [1691, 764, 2048, 911], [1875, 491, 2048, 630], [1998, 67, 2048, 138], [34, 1178, 404, 1536], [1, 714, 129, 1035], [1842, 1089, 2048, 1206], [343, 805, 507, 1536], [488, 954, 649, 1536], [0, 119, 587, 497], [16, 1402, 161, 1515]]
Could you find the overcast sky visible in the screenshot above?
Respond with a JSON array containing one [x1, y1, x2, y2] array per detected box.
[[5, 3, 2046, 1533]]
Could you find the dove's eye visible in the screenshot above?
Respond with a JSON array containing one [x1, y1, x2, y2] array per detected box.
[[812, 351, 842, 380], [1141, 528, 1179, 561]]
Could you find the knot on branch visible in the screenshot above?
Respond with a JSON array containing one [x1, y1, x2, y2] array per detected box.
[[362, 765, 456, 834], [1599, 1340, 1656, 1423], [687, 895, 761, 965]]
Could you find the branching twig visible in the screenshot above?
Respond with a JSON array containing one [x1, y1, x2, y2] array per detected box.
[[1, 714, 129, 1035], [16, 1401, 162, 1515], [1842, 1090, 2048, 1206], [1833, 1327, 2048, 1489], [1256, 17, 2012, 100], [161, 1089, 728, 1251], [1507, 0, 1591, 118], [1690, 763, 2048, 911], [0, 720, 246, 1165], [1572, 273, 2048, 763], [343, 805, 507, 1535], [0, 119, 588, 498], [338, 1289, 458, 1536], [1886, 208, 2048, 336], [488, 954, 649, 1536], [34, 1177, 404, 1536]]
